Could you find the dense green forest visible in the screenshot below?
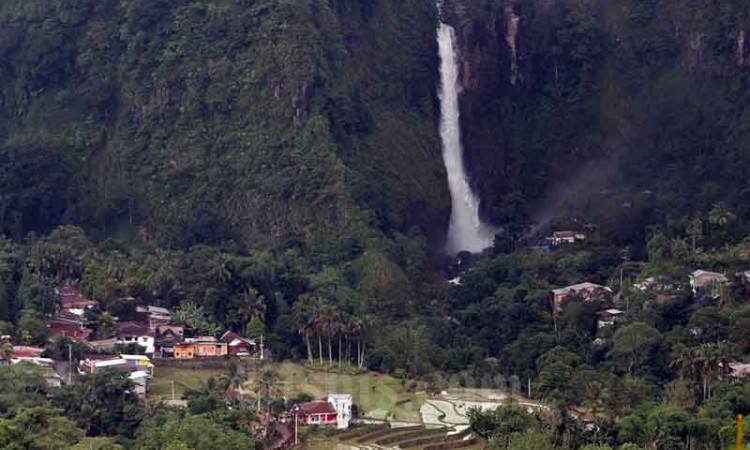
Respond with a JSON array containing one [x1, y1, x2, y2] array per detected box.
[[3, 0, 750, 449]]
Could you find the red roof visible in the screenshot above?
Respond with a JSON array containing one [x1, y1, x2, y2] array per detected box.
[[115, 321, 154, 337], [156, 325, 184, 337], [58, 285, 97, 310], [11, 346, 44, 358], [296, 401, 336, 415], [46, 320, 92, 341], [220, 330, 242, 343]]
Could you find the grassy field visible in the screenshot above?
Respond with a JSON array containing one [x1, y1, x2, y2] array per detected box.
[[150, 365, 224, 400], [150, 360, 424, 422]]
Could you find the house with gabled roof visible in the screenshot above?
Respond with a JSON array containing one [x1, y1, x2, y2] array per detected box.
[[597, 309, 626, 328], [219, 331, 256, 356], [549, 231, 587, 246], [115, 321, 155, 354], [292, 401, 338, 427], [552, 282, 612, 312], [689, 270, 728, 294], [155, 325, 184, 358]]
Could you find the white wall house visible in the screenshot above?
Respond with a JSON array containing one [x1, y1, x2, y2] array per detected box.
[[119, 335, 155, 354], [326, 394, 353, 429]]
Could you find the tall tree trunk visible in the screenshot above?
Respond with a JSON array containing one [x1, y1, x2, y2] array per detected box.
[[328, 335, 333, 366], [347, 340, 351, 365], [359, 342, 366, 369], [305, 333, 313, 364], [318, 334, 323, 366], [338, 335, 342, 369], [357, 340, 361, 367]]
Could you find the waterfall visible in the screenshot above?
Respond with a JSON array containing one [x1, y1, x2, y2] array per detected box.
[[437, 21, 494, 255]]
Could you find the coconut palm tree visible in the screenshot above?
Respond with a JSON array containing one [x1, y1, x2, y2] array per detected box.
[[253, 368, 280, 412], [695, 342, 733, 400], [708, 202, 735, 227], [311, 300, 329, 366], [293, 294, 316, 364], [669, 344, 698, 380], [186, 377, 221, 399], [220, 359, 248, 393], [236, 287, 266, 331], [686, 217, 703, 254]]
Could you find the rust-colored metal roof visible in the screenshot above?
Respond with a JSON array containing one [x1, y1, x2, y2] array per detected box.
[[296, 401, 336, 415]]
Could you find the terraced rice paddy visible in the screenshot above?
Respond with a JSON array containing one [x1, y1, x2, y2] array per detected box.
[[327, 424, 478, 450]]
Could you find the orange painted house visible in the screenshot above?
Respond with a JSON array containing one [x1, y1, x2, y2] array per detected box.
[[173, 337, 227, 359]]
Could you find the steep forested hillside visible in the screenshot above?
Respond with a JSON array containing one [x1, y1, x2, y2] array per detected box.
[[451, 0, 750, 236], [4, 2, 750, 449], [3, 0, 750, 256], [0, 0, 448, 250]]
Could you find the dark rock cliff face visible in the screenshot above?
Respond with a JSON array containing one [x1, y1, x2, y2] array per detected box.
[[441, 0, 518, 220], [441, 0, 750, 230]]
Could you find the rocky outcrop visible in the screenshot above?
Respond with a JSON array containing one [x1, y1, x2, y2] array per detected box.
[[439, 0, 520, 220], [738, 30, 750, 67]]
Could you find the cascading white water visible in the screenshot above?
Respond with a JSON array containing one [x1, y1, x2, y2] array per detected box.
[[437, 22, 495, 255]]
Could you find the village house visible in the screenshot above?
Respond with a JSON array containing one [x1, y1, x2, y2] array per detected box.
[[597, 309, 626, 328], [0, 342, 44, 366], [114, 321, 155, 354], [136, 305, 173, 327], [46, 285, 96, 342], [155, 325, 184, 358], [81, 354, 154, 375], [725, 362, 750, 382], [552, 282, 612, 312], [56, 285, 97, 321], [80, 354, 154, 396], [173, 337, 228, 359], [87, 338, 119, 352], [549, 231, 587, 246], [219, 331, 257, 356], [57, 285, 97, 311], [45, 318, 92, 342], [292, 401, 338, 427], [689, 270, 728, 294], [326, 394, 353, 429], [292, 395, 353, 429]]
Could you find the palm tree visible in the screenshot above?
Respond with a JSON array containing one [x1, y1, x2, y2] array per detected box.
[[253, 368, 280, 412], [695, 343, 731, 400], [293, 295, 316, 364], [350, 317, 363, 367], [669, 344, 698, 380], [686, 217, 703, 254], [708, 202, 734, 227], [311, 300, 328, 366], [236, 287, 266, 331], [186, 377, 221, 399], [321, 303, 340, 367], [208, 253, 231, 284], [354, 314, 374, 368], [220, 359, 248, 393]]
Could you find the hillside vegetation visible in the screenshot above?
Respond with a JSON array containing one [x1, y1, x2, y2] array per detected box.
[[0, 0, 448, 250], [3, 1, 750, 449]]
